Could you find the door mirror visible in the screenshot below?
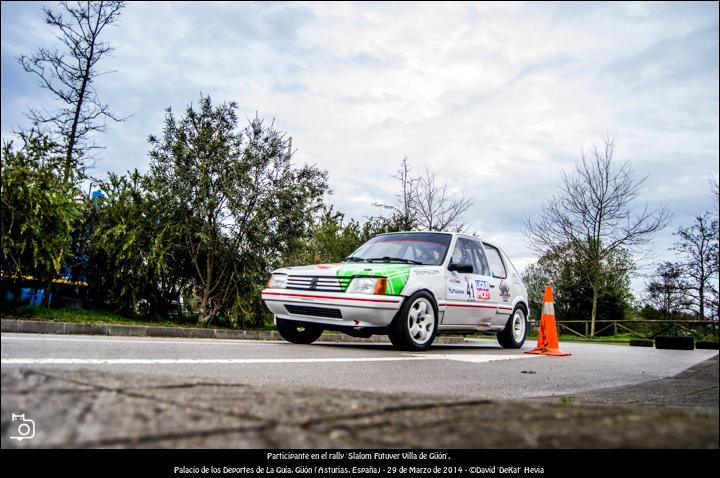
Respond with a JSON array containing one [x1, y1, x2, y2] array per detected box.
[[448, 262, 473, 274]]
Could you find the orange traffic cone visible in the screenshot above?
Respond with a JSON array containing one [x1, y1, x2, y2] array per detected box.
[[526, 286, 571, 356]]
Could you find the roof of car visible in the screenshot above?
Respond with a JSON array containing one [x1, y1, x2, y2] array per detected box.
[[380, 230, 456, 235], [378, 230, 494, 246]]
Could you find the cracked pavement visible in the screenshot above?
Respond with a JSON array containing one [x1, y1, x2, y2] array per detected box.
[[2, 334, 718, 448], [2, 361, 718, 449]]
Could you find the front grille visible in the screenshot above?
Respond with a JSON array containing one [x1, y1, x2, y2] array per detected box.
[[285, 304, 343, 319], [286, 275, 351, 292]]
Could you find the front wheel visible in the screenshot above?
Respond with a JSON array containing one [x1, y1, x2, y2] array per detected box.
[[497, 306, 527, 349], [388, 292, 438, 351], [276, 318, 323, 344]]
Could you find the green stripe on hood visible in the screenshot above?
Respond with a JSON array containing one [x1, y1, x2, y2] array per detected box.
[[336, 263, 411, 295]]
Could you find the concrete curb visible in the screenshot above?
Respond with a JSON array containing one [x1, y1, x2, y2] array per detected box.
[[0, 318, 465, 344]]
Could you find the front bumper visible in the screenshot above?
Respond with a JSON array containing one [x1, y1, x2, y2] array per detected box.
[[261, 289, 404, 328]]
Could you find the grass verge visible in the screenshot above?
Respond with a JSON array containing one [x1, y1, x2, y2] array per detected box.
[[3, 305, 274, 331]]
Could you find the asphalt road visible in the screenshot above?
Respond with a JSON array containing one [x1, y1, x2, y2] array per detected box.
[[1, 333, 717, 398], [2, 333, 718, 448]]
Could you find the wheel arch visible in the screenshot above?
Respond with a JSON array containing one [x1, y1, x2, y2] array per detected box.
[[391, 288, 440, 328], [389, 288, 440, 351], [513, 298, 529, 319], [403, 288, 440, 314]]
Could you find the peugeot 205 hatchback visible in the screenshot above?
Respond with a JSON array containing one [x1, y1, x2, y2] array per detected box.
[[261, 231, 529, 350]]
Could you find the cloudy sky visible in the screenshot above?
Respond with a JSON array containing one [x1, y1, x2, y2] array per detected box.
[[2, 1, 718, 291]]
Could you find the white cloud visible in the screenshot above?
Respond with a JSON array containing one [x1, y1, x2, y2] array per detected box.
[[2, 1, 718, 295]]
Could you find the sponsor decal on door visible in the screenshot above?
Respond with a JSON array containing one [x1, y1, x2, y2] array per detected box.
[[475, 280, 491, 300], [499, 279, 510, 302]]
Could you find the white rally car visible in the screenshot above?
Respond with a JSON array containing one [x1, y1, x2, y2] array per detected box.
[[261, 231, 529, 350]]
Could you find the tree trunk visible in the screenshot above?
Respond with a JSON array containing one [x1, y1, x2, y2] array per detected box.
[[41, 280, 54, 308], [590, 285, 598, 338], [64, 13, 97, 184], [10, 281, 23, 307], [699, 283, 705, 319], [198, 287, 211, 324]]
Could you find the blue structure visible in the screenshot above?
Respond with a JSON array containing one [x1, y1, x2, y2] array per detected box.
[[4, 288, 45, 305], [2, 189, 103, 308]]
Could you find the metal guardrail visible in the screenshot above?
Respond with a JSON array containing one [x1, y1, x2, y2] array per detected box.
[[551, 319, 719, 339]]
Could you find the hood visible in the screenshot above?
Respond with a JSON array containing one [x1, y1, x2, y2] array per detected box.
[[274, 262, 345, 276], [274, 262, 413, 295]]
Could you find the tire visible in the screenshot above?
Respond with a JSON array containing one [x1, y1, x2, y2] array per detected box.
[[388, 291, 438, 351], [655, 335, 694, 350], [497, 306, 527, 349], [276, 318, 323, 344], [629, 339, 654, 347], [696, 341, 720, 350]]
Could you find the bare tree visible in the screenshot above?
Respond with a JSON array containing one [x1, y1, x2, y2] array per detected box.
[[525, 136, 670, 337], [19, 1, 126, 185], [413, 166, 473, 232], [373, 157, 418, 230], [672, 212, 719, 319], [374, 157, 472, 232]]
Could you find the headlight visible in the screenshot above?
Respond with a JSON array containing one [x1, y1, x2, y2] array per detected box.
[[346, 277, 387, 295], [266, 273, 288, 289]]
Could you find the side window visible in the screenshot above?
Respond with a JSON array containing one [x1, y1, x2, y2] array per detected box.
[[470, 241, 490, 276], [450, 239, 476, 272], [450, 239, 490, 276], [483, 244, 507, 279]]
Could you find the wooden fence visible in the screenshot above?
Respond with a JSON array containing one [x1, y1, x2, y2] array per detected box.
[[547, 319, 719, 339]]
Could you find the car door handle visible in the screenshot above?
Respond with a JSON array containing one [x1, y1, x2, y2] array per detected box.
[[490, 284, 496, 288]]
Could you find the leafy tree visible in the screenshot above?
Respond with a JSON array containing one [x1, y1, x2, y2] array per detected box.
[[672, 213, 719, 318], [147, 95, 328, 325], [643, 262, 692, 320], [19, 1, 126, 184], [1, 133, 82, 304], [707, 286, 719, 321], [285, 204, 411, 267], [75, 170, 190, 315], [286, 206, 364, 265], [525, 136, 669, 337], [521, 262, 551, 321], [522, 243, 634, 336]]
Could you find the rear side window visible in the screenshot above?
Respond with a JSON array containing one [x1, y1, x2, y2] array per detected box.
[[483, 244, 507, 279], [469, 240, 490, 276], [450, 238, 490, 276]]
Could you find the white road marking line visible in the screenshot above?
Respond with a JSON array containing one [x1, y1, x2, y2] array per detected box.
[[0, 335, 284, 346], [425, 354, 542, 363], [1, 357, 427, 365], [1, 355, 540, 365]]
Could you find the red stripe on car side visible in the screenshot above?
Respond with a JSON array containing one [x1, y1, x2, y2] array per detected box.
[[262, 291, 401, 304], [442, 303, 497, 309]]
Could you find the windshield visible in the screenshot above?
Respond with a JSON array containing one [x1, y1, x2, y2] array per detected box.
[[346, 233, 452, 266]]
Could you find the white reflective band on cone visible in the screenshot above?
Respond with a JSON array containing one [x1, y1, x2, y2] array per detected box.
[[542, 301, 555, 315]]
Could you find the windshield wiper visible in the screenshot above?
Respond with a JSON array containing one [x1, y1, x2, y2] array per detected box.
[[366, 256, 423, 265], [345, 256, 370, 262]]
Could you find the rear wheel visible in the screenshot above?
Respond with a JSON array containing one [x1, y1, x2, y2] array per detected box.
[[497, 306, 527, 349], [388, 291, 438, 351], [276, 318, 323, 344]]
